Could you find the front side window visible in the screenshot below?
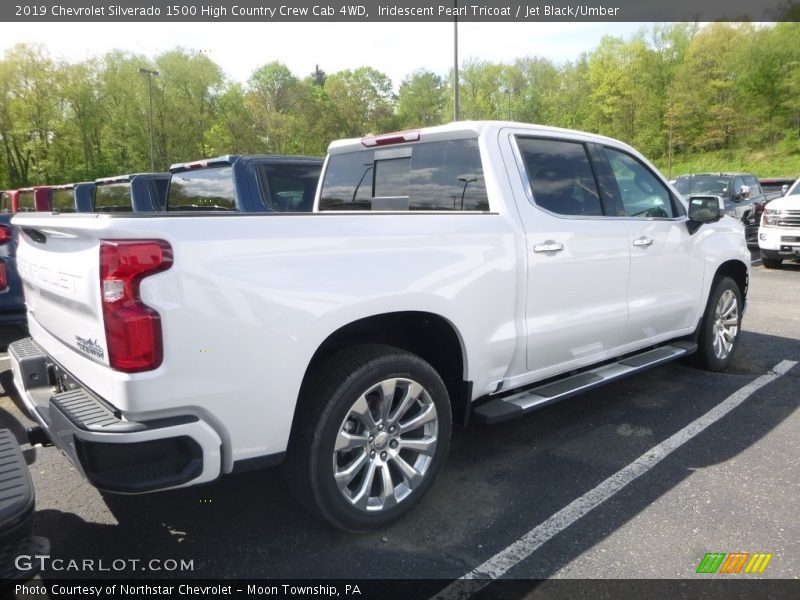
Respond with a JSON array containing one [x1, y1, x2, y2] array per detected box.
[[517, 138, 602, 217], [318, 139, 488, 212], [742, 175, 760, 197], [605, 148, 675, 218], [168, 167, 236, 211], [733, 176, 747, 199]]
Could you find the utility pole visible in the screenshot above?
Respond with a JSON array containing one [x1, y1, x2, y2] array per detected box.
[[453, 0, 459, 121], [138, 67, 159, 171]]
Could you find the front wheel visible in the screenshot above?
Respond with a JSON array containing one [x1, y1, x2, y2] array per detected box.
[[761, 256, 782, 269], [284, 345, 452, 532], [693, 277, 743, 372]]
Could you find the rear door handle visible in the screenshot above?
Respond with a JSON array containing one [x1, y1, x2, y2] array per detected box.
[[633, 237, 654, 247], [533, 241, 564, 253]]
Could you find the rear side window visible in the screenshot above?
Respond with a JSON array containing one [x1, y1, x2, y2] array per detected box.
[[0, 193, 8, 213], [605, 148, 675, 218], [51, 188, 76, 212], [168, 167, 236, 211], [256, 163, 321, 212], [318, 139, 489, 212], [516, 138, 603, 217], [18, 191, 35, 212], [94, 183, 133, 212]]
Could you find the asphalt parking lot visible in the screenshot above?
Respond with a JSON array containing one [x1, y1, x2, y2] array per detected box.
[[1, 257, 798, 592]]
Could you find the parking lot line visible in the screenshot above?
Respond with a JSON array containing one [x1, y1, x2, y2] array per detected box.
[[432, 360, 797, 600]]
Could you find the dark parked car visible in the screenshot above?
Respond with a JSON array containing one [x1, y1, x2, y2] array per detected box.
[[672, 173, 764, 246]]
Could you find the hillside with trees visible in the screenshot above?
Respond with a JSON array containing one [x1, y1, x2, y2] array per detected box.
[[1, 22, 799, 189]]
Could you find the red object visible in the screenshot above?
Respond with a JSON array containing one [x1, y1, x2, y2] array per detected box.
[[7, 190, 20, 213], [17, 187, 52, 211], [361, 130, 421, 147], [99, 240, 173, 372], [0, 260, 6, 289], [0, 224, 12, 244]]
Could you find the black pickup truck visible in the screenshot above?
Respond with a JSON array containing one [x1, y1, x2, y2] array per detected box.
[[672, 172, 765, 246]]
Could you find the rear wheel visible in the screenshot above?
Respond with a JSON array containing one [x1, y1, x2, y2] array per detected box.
[[693, 276, 742, 372], [284, 345, 451, 532]]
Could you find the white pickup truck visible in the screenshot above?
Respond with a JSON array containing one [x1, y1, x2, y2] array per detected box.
[[9, 121, 750, 531], [759, 178, 800, 268]]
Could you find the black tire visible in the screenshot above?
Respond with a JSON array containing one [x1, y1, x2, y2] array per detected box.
[[761, 256, 782, 269], [693, 276, 743, 372], [283, 344, 452, 532]]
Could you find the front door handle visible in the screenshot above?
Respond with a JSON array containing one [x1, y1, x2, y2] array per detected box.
[[633, 237, 654, 247], [533, 241, 564, 253]]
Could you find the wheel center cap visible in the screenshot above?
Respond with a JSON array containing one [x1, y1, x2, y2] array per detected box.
[[373, 431, 389, 450]]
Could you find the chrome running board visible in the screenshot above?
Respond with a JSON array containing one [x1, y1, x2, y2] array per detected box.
[[472, 341, 697, 424]]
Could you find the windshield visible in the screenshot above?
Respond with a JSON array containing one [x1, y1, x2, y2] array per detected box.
[[672, 175, 731, 197], [787, 179, 800, 197]]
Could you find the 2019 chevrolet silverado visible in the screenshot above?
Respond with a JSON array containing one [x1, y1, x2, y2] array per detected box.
[[8, 122, 749, 531]]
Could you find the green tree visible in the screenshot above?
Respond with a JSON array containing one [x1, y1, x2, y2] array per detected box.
[[324, 67, 396, 137], [155, 49, 224, 165], [397, 69, 445, 128]]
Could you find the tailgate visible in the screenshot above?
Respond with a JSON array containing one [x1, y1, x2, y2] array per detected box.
[[12, 216, 110, 367]]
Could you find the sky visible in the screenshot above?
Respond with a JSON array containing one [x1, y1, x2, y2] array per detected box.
[[0, 21, 650, 88]]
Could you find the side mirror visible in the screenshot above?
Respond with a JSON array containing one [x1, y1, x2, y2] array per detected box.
[[687, 195, 724, 234], [782, 184, 789, 196], [740, 185, 750, 199]]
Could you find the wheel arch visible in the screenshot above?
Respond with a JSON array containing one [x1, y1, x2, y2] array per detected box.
[[292, 311, 470, 438], [714, 259, 749, 306]]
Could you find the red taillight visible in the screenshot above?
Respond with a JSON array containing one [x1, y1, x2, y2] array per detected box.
[[0, 224, 11, 245], [99, 240, 173, 372], [0, 260, 6, 289]]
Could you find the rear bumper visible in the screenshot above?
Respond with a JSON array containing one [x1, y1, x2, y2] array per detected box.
[[0, 428, 49, 582], [9, 337, 222, 494]]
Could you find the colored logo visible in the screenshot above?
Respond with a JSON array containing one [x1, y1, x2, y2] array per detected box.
[[696, 552, 773, 574]]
